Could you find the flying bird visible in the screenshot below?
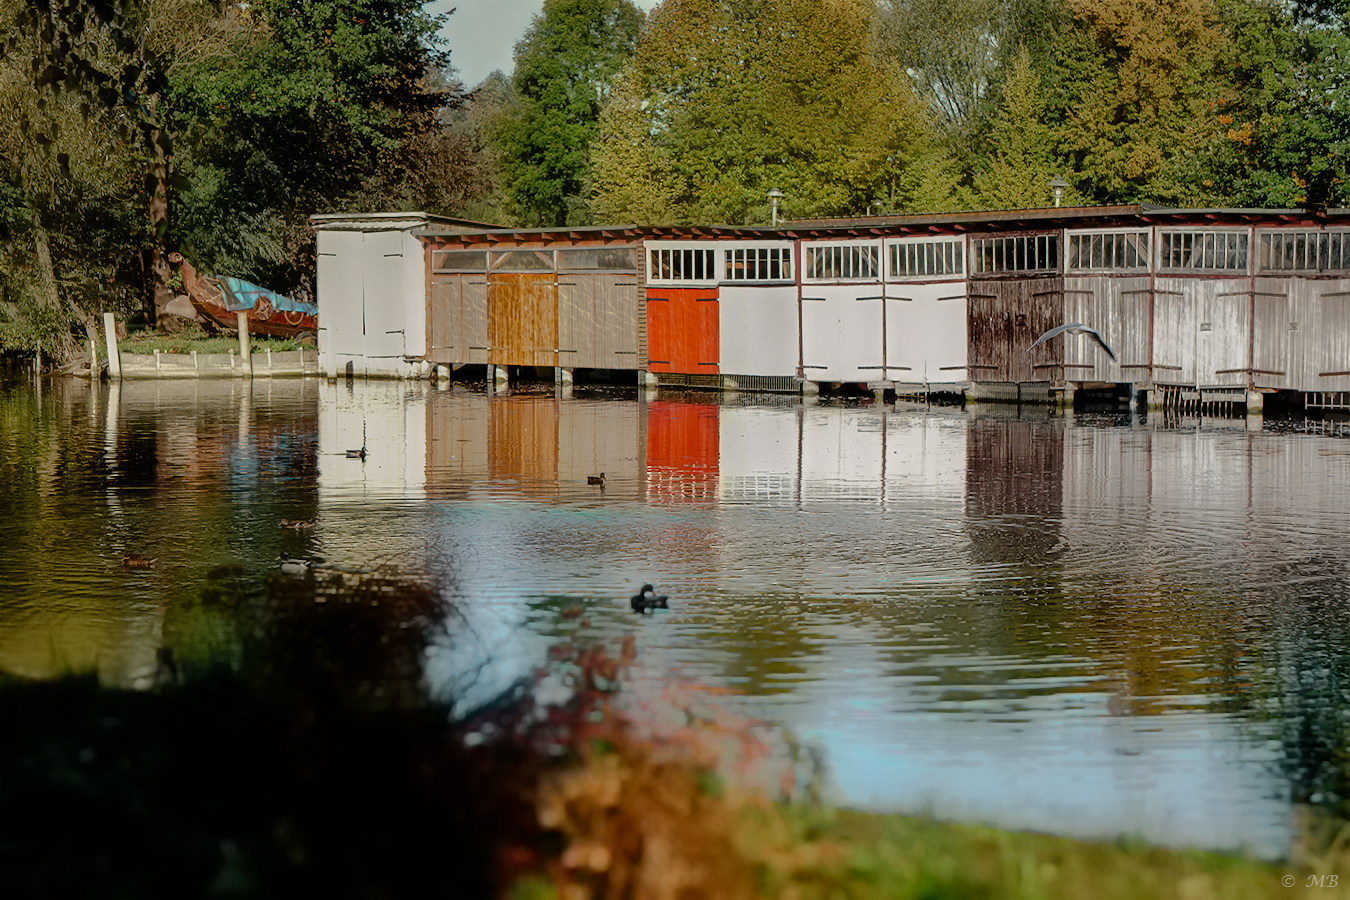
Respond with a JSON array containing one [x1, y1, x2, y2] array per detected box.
[[1029, 323, 1117, 362]]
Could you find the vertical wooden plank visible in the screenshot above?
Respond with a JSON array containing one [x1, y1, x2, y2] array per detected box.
[[1318, 280, 1350, 391], [1195, 279, 1249, 387], [967, 281, 1007, 381], [428, 274, 457, 365], [558, 275, 592, 368], [1251, 281, 1289, 389], [596, 274, 639, 369], [1152, 277, 1194, 386], [647, 288, 717, 374], [463, 277, 488, 364], [523, 274, 559, 367], [1023, 276, 1063, 383], [697, 293, 719, 374]]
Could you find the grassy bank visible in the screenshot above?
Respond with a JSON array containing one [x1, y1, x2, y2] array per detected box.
[[118, 325, 305, 355]]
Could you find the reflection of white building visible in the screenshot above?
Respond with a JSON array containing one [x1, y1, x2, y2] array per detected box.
[[318, 380, 428, 502]]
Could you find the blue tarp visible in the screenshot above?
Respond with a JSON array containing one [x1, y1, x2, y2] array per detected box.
[[219, 277, 318, 316]]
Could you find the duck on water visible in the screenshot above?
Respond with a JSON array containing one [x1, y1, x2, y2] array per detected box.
[[630, 584, 668, 614]]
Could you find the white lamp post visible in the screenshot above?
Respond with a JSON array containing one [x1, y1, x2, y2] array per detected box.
[[768, 187, 784, 227], [1050, 174, 1068, 208]]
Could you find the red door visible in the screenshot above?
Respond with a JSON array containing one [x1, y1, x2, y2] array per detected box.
[[647, 288, 719, 374]]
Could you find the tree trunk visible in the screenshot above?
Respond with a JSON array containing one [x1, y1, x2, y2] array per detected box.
[[32, 210, 61, 312], [149, 124, 175, 331]]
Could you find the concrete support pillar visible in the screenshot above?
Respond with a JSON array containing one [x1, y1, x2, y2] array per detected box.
[[556, 367, 574, 386], [236, 312, 252, 378], [436, 365, 450, 381], [103, 312, 121, 380], [641, 370, 658, 389], [800, 380, 820, 396], [1246, 390, 1264, 414]]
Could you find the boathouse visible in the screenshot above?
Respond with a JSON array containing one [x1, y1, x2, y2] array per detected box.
[[311, 212, 495, 379], [312, 206, 1350, 411]]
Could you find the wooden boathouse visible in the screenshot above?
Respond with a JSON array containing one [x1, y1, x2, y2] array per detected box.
[[312, 205, 1350, 411]]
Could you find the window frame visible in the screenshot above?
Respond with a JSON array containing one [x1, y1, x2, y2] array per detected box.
[[645, 241, 720, 286], [1155, 228, 1251, 274], [1064, 228, 1152, 273], [802, 240, 883, 282], [885, 236, 965, 281], [1256, 229, 1350, 274], [722, 241, 795, 284], [970, 232, 1060, 275]]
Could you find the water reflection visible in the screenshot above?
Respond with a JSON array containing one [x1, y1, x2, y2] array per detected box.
[[8, 374, 1350, 857]]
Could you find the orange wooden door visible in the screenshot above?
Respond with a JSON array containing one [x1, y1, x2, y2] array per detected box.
[[647, 288, 719, 374], [490, 273, 558, 367]]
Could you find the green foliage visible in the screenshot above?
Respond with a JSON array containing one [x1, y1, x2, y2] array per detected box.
[[1203, 0, 1350, 208], [1049, 0, 1231, 205], [592, 0, 923, 226], [974, 48, 1082, 209], [494, 0, 643, 227], [168, 0, 459, 292]]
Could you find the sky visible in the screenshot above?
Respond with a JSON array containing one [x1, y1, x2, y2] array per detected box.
[[430, 0, 662, 89]]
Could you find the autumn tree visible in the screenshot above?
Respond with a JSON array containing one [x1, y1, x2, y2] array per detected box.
[[1051, 0, 1230, 204], [1201, 0, 1350, 208], [592, 0, 923, 225], [493, 0, 643, 227]]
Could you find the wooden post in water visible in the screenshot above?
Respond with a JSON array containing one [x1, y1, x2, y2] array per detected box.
[[236, 311, 252, 378], [34, 338, 41, 379], [103, 312, 121, 380]]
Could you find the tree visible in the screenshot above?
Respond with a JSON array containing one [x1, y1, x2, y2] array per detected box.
[[167, 0, 457, 292], [1201, 0, 1350, 208], [1, 0, 230, 336], [493, 0, 642, 227], [592, 0, 924, 225], [1051, 0, 1231, 204], [973, 48, 1080, 209], [877, 0, 1066, 161]]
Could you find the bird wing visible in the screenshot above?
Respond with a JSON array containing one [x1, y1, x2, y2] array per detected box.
[[1028, 323, 1084, 353], [1085, 327, 1117, 361], [1029, 323, 1116, 362]]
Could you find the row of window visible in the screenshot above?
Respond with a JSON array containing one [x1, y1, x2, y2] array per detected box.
[[433, 247, 639, 273], [432, 231, 1350, 281]]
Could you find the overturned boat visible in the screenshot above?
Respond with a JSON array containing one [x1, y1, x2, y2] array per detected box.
[[177, 257, 318, 343]]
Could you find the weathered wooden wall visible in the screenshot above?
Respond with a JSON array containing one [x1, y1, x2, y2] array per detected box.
[[428, 274, 488, 365], [559, 274, 639, 370], [1062, 276, 1151, 383], [489, 274, 558, 368], [967, 277, 1063, 383]]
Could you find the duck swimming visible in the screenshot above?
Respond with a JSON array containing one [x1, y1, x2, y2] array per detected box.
[[587, 473, 605, 486], [630, 583, 669, 614]]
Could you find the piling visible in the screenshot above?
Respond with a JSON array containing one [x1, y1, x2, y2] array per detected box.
[[34, 338, 41, 378], [236, 311, 252, 378], [103, 312, 121, 380]]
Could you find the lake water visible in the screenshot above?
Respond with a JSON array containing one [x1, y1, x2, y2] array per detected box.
[[5, 372, 1350, 859]]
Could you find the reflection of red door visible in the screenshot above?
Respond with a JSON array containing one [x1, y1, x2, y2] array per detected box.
[[647, 289, 719, 374], [646, 401, 719, 502]]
